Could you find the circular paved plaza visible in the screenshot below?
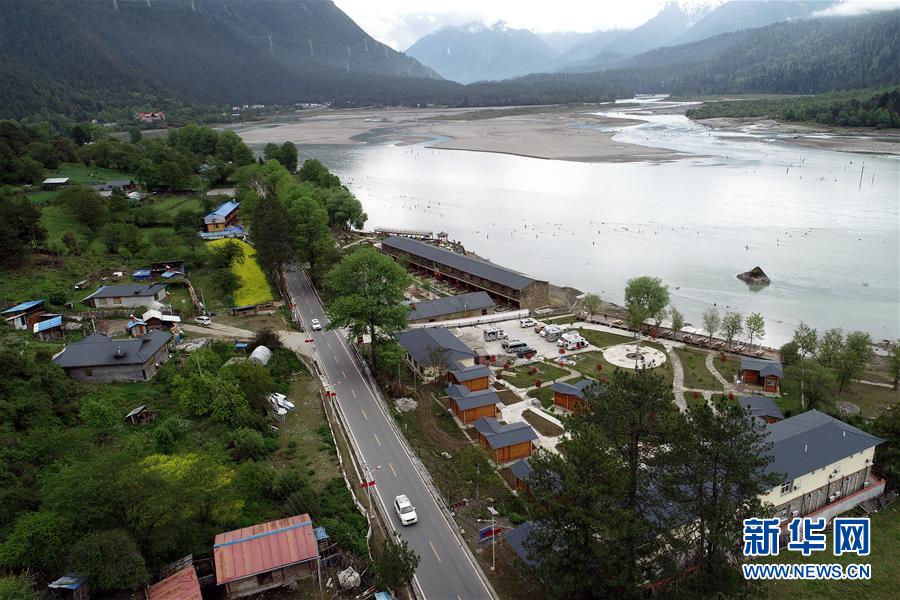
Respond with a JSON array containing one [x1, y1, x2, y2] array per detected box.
[[602, 343, 667, 369]]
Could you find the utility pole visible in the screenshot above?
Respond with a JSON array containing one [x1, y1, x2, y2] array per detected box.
[[308, 40, 313, 55], [267, 34, 274, 53]]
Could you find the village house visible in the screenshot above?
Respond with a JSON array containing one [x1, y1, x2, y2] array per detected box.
[[147, 565, 201, 600], [214, 515, 319, 599], [126, 317, 148, 337], [740, 395, 785, 424], [447, 384, 500, 424], [739, 357, 783, 393], [397, 326, 477, 381], [200, 200, 243, 240], [137, 111, 166, 123], [762, 409, 884, 525], [47, 573, 89, 600], [407, 291, 496, 323], [52, 331, 171, 382], [473, 417, 538, 463], [151, 260, 187, 277], [381, 236, 549, 309], [3, 299, 47, 330], [42, 177, 70, 189], [125, 405, 156, 425], [133, 268, 152, 281], [509, 458, 532, 495], [550, 378, 595, 414], [447, 363, 491, 391], [33, 315, 63, 341], [91, 179, 136, 196], [142, 308, 182, 331], [82, 283, 167, 308]]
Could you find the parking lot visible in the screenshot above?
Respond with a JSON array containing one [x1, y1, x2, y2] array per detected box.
[[451, 318, 594, 363]]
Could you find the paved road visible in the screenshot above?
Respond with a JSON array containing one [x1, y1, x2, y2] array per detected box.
[[284, 268, 494, 600]]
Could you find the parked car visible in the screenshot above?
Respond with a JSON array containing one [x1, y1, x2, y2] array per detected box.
[[311, 318, 322, 331], [193, 315, 211, 326], [394, 494, 418, 525], [558, 331, 585, 347], [519, 317, 536, 328], [515, 346, 538, 359], [533, 323, 546, 334], [502, 339, 528, 352]]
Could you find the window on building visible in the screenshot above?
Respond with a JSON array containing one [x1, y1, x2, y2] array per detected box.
[[113, 297, 122, 304], [84, 368, 93, 377], [780, 481, 793, 495]]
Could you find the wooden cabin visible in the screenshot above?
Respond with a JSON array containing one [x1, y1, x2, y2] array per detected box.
[[509, 458, 532, 495], [147, 565, 201, 600], [473, 417, 538, 463], [447, 384, 500, 424], [740, 395, 785, 424], [550, 379, 594, 415], [2, 299, 47, 330], [447, 363, 491, 391], [740, 357, 783, 393], [214, 515, 318, 599]]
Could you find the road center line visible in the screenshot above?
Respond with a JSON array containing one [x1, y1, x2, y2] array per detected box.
[[373, 433, 381, 446], [361, 408, 368, 421], [351, 388, 357, 398], [342, 369, 347, 379], [389, 462, 397, 477], [429, 540, 442, 562]]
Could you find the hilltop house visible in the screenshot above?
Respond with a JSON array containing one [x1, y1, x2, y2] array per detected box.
[[201, 200, 243, 239], [447, 384, 500, 424], [83, 283, 167, 308], [2, 299, 47, 330], [740, 357, 783, 393], [550, 378, 595, 414], [397, 326, 477, 381], [214, 515, 319, 598], [33, 315, 63, 341], [42, 177, 70, 189], [762, 410, 884, 525], [473, 417, 538, 463], [52, 331, 171, 382], [407, 291, 495, 323]]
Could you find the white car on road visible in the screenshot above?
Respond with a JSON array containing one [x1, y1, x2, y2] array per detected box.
[[311, 318, 322, 331], [394, 494, 418, 525], [193, 315, 211, 326], [519, 317, 536, 328]]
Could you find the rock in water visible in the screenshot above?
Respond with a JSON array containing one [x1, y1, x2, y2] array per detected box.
[[737, 266, 771, 286]]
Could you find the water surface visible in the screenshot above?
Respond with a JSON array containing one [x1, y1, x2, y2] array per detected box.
[[242, 103, 900, 346]]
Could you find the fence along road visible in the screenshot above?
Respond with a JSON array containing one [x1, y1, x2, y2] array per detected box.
[[283, 267, 495, 600]]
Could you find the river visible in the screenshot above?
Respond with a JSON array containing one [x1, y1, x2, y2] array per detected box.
[[239, 99, 900, 346]]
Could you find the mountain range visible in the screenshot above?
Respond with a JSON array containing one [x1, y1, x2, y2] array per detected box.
[[1, 0, 897, 119], [406, 0, 836, 81]]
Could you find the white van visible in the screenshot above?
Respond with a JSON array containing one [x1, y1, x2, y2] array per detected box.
[[519, 317, 536, 328], [558, 331, 584, 347]]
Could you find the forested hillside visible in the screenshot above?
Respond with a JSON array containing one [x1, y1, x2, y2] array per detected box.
[[687, 87, 900, 128], [0, 0, 442, 119], [1, 1, 898, 119]]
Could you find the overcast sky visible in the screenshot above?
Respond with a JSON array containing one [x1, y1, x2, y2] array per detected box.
[[334, 0, 898, 50]]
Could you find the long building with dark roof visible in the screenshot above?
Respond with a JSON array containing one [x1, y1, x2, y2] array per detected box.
[[381, 236, 548, 309]]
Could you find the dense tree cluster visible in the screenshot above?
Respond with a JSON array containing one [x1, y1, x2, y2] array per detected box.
[[688, 87, 900, 128], [526, 369, 778, 597], [0, 339, 366, 596]]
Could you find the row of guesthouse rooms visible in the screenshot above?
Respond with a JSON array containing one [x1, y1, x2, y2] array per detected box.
[[397, 326, 539, 464]]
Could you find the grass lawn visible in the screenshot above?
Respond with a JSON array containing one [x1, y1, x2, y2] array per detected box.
[[208, 239, 273, 307], [522, 408, 564, 437], [839, 382, 899, 419], [527, 385, 555, 409], [576, 328, 634, 348], [712, 352, 741, 386], [503, 361, 569, 388], [763, 507, 900, 599], [151, 195, 204, 217], [675, 347, 722, 390], [46, 162, 135, 185]]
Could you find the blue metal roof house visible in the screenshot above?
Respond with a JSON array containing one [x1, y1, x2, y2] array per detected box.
[[2, 299, 46, 330]]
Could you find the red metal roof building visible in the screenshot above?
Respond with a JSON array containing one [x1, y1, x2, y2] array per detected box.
[[147, 566, 202, 600], [214, 515, 319, 598]]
